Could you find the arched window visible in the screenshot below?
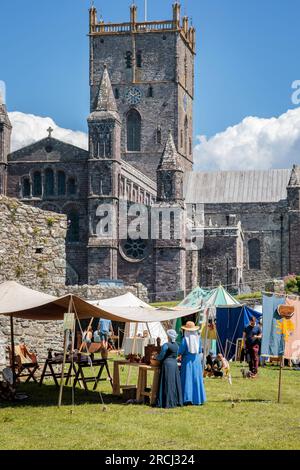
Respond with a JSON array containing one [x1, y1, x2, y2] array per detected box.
[[33, 171, 42, 197], [22, 178, 31, 198], [184, 116, 188, 155], [127, 109, 141, 152], [248, 239, 261, 270], [45, 169, 54, 196], [125, 51, 133, 68], [114, 88, 119, 99], [148, 86, 153, 98], [136, 51, 142, 68], [156, 128, 162, 144], [67, 177, 76, 196], [67, 210, 80, 243], [57, 171, 66, 196]]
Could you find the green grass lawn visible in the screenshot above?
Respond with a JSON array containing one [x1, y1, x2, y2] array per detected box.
[[0, 360, 300, 450]]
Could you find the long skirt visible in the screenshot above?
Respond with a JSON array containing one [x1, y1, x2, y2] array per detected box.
[[156, 358, 183, 409], [181, 352, 206, 405]]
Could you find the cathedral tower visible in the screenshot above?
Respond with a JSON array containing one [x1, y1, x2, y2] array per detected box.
[[88, 2, 195, 180], [87, 66, 121, 283], [153, 132, 186, 300], [0, 93, 12, 195], [287, 165, 300, 274]]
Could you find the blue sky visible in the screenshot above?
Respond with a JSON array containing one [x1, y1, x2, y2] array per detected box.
[[1, 0, 300, 170]]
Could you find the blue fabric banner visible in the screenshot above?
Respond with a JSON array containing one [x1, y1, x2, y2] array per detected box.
[[261, 294, 286, 357], [216, 306, 261, 360]]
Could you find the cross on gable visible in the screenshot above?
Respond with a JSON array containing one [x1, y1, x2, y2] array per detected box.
[[47, 127, 54, 138]]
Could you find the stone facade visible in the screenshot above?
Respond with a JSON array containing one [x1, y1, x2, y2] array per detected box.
[[1, 4, 300, 303], [0, 195, 67, 289]]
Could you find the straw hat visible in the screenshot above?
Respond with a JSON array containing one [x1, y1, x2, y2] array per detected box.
[[181, 321, 200, 331]]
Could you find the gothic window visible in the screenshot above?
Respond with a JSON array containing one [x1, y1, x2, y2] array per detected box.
[[136, 51, 142, 68], [127, 109, 141, 152], [189, 137, 192, 156], [156, 128, 162, 144], [67, 177, 77, 196], [125, 51, 133, 68], [148, 86, 153, 98], [22, 178, 31, 198], [97, 126, 112, 158], [180, 129, 183, 148], [67, 210, 80, 243], [120, 238, 149, 262], [170, 211, 175, 240], [57, 171, 66, 196], [184, 54, 188, 88], [163, 174, 173, 199], [184, 116, 188, 155], [45, 168, 54, 196], [114, 88, 120, 99], [33, 171, 42, 197], [248, 239, 261, 270]]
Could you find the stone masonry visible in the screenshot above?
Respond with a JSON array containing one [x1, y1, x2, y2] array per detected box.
[[0, 195, 67, 289]]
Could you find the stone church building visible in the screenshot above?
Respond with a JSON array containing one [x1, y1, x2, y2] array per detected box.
[[1, 3, 300, 300]]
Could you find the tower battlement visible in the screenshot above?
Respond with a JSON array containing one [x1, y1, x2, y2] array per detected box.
[[89, 3, 195, 53]]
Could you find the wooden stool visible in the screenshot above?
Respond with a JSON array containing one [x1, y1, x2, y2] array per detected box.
[[136, 365, 160, 405]]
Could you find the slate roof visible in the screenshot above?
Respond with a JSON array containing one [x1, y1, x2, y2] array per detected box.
[[184, 169, 292, 204]]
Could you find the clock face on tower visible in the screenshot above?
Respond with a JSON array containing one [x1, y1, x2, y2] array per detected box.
[[125, 87, 142, 105]]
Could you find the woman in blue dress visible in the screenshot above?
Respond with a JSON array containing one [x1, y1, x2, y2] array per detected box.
[[156, 330, 183, 409], [179, 321, 206, 406]]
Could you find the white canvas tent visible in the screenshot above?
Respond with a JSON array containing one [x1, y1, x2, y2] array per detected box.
[[0, 281, 199, 323], [0, 281, 198, 404], [89, 292, 168, 345]]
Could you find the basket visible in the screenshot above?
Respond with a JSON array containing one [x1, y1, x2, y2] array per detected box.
[[278, 305, 295, 319]]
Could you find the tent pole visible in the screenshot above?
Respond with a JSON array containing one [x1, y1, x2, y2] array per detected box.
[[202, 309, 209, 368], [79, 317, 94, 353], [277, 356, 284, 404], [10, 315, 16, 387], [58, 296, 72, 407], [126, 322, 138, 385]]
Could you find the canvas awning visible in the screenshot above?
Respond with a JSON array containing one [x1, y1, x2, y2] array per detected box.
[[179, 286, 211, 308], [0, 281, 198, 323], [89, 292, 168, 343], [204, 285, 241, 308]]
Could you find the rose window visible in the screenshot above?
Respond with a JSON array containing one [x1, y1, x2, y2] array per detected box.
[[120, 238, 149, 262]]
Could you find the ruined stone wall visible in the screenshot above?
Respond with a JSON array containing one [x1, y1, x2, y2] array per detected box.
[[0, 195, 67, 288], [203, 201, 289, 292], [199, 226, 242, 291]]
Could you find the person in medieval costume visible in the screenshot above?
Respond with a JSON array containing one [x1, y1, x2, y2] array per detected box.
[[178, 321, 206, 405], [156, 330, 183, 409]]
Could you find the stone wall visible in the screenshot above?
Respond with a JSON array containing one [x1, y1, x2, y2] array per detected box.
[[203, 201, 288, 292], [0, 195, 67, 289], [199, 225, 243, 292]]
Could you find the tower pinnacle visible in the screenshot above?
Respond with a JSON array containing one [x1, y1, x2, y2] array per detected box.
[[95, 65, 118, 114]]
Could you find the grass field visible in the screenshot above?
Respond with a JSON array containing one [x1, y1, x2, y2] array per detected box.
[[0, 360, 300, 450]]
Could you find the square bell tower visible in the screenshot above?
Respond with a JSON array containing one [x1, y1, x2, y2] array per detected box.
[[88, 2, 196, 181]]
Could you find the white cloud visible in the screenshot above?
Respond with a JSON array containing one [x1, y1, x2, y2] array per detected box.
[[9, 112, 88, 152], [194, 107, 300, 171]]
